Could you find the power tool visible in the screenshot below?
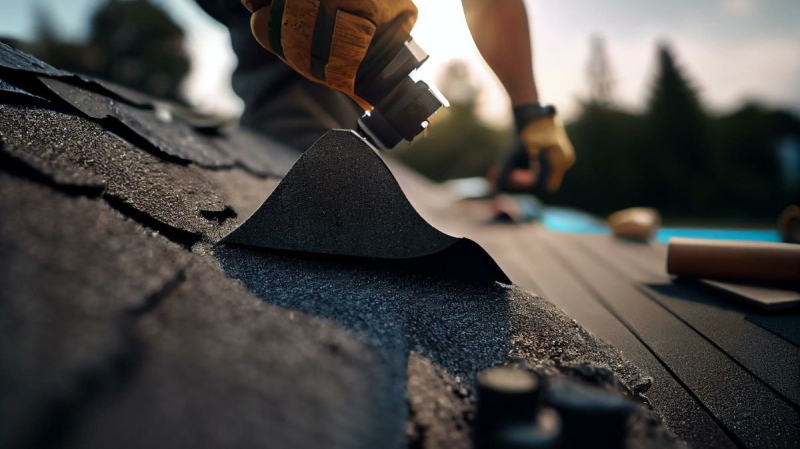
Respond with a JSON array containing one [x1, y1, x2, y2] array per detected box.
[[353, 38, 447, 150]]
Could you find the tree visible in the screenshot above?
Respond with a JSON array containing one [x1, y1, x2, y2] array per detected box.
[[392, 61, 512, 181], [644, 42, 709, 214], [27, 0, 190, 103], [586, 35, 615, 107], [88, 0, 189, 101]]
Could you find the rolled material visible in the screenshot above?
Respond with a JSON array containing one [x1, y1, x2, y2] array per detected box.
[[667, 237, 800, 284]]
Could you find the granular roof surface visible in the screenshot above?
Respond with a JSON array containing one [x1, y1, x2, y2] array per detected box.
[[0, 42, 724, 449]]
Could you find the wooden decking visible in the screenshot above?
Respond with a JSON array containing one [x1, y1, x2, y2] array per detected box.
[[394, 166, 800, 448], [475, 226, 799, 448]]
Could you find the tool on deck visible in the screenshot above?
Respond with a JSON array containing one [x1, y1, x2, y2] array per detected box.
[[242, 0, 446, 150]]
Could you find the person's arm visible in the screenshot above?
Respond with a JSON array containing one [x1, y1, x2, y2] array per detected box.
[[461, 0, 538, 106], [462, 0, 575, 192]]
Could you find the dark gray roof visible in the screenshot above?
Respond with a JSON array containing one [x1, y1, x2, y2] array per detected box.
[[0, 43, 683, 449]]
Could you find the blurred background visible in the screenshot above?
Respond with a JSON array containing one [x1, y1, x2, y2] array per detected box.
[[1, 0, 798, 224]]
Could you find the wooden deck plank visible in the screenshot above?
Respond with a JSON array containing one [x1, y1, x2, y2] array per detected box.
[[542, 232, 800, 448], [475, 225, 736, 449], [582, 236, 800, 407]]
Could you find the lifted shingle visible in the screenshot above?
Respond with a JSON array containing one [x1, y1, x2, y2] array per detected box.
[[223, 129, 508, 284]]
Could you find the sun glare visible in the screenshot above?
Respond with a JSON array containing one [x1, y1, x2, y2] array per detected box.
[[412, 0, 512, 127]]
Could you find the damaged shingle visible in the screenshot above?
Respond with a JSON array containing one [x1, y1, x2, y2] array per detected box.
[[39, 77, 235, 168], [0, 104, 233, 241]]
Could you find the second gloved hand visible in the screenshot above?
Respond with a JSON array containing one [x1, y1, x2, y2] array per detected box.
[[517, 104, 575, 192]]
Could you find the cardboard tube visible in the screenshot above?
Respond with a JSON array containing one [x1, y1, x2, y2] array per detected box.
[[667, 238, 800, 283]]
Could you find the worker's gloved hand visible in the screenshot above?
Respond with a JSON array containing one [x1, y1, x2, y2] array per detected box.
[[241, 0, 418, 110], [497, 104, 575, 193]]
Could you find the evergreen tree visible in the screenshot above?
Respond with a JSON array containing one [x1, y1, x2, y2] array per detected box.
[[586, 35, 615, 107], [392, 61, 512, 181], [88, 0, 190, 102], [645, 42, 709, 214], [28, 0, 190, 103]]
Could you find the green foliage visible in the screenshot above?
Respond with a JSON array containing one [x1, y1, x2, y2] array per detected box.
[[392, 104, 513, 182], [644, 43, 710, 214], [586, 35, 615, 107], [706, 105, 798, 216], [25, 0, 189, 102], [399, 43, 799, 221], [546, 103, 650, 216], [550, 43, 800, 220]]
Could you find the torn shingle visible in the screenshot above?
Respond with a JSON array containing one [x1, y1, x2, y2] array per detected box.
[[0, 104, 232, 240], [222, 130, 454, 258], [223, 130, 508, 280], [67, 260, 397, 449], [0, 173, 191, 449], [39, 77, 235, 168], [0, 41, 70, 77]]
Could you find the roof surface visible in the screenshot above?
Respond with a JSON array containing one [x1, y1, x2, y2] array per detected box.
[[0, 43, 702, 449], [427, 193, 800, 448]]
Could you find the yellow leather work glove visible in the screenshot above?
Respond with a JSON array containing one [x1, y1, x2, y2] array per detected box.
[[517, 105, 575, 192], [241, 0, 418, 110]]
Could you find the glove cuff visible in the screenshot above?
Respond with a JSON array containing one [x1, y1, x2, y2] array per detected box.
[[513, 103, 557, 132]]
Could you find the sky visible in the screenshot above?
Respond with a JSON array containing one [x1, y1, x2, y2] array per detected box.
[[1, 0, 799, 126]]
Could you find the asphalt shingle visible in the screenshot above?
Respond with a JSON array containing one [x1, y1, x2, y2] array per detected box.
[[0, 42, 684, 449], [0, 104, 234, 241], [0, 76, 46, 102], [39, 77, 235, 168], [0, 173, 190, 449], [67, 260, 396, 449], [406, 352, 474, 449], [0, 41, 70, 77]]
